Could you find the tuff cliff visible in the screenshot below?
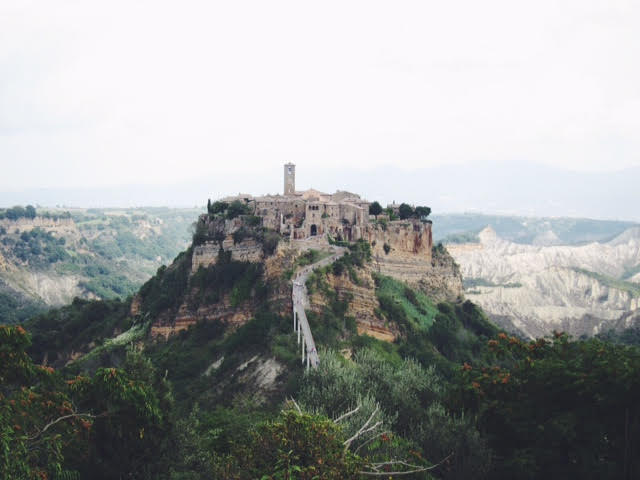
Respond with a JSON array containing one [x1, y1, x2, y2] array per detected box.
[[369, 222, 463, 303], [147, 214, 463, 342], [307, 263, 399, 343]]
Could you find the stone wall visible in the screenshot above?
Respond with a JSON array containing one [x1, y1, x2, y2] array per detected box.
[[191, 238, 264, 273]]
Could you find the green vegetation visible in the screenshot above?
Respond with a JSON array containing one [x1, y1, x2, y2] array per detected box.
[[206, 199, 250, 219], [189, 256, 266, 309], [8, 227, 69, 266], [622, 263, 640, 281], [295, 249, 331, 268], [211, 410, 364, 479], [26, 297, 133, 367], [458, 332, 640, 479], [375, 274, 438, 330], [0, 283, 46, 324], [441, 231, 480, 244], [7, 216, 640, 479], [368, 201, 383, 217], [398, 203, 432, 220], [0, 204, 37, 220], [596, 325, 640, 346], [138, 249, 193, 317], [463, 278, 522, 289], [299, 350, 490, 479], [1, 326, 172, 480], [0, 207, 203, 323], [572, 268, 640, 297]]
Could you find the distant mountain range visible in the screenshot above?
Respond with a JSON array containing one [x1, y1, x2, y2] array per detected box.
[[1, 161, 639, 221], [431, 213, 639, 245]]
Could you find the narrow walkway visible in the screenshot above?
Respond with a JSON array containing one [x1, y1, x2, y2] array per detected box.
[[292, 246, 347, 369]]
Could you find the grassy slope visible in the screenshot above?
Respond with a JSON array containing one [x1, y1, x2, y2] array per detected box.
[[572, 268, 640, 297], [374, 274, 438, 330]]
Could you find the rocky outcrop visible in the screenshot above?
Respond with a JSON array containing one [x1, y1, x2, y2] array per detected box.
[[0, 217, 76, 233], [191, 215, 268, 273], [366, 220, 432, 259], [151, 241, 293, 340], [448, 227, 640, 338], [371, 245, 463, 303], [150, 293, 257, 340], [192, 239, 264, 273], [307, 265, 399, 342]]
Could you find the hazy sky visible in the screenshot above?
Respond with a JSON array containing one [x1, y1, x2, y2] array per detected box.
[[1, 1, 639, 195]]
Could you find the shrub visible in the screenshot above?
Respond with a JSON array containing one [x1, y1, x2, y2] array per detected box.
[[226, 201, 250, 220]]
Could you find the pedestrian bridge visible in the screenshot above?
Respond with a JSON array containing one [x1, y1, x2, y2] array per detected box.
[[292, 247, 346, 369]]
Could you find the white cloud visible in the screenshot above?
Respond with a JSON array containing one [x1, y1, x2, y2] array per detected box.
[[1, 0, 639, 190]]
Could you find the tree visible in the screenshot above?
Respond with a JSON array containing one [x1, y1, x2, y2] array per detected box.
[[368, 201, 383, 218], [5, 206, 27, 220], [211, 410, 364, 479], [0, 325, 170, 480], [226, 201, 250, 220], [398, 203, 414, 220], [414, 206, 431, 219], [459, 332, 640, 479], [209, 201, 228, 216], [25, 205, 37, 219]]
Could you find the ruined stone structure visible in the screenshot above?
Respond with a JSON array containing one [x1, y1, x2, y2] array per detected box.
[[223, 163, 371, 241]]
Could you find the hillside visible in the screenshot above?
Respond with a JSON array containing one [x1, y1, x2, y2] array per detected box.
[[21, 207, 497, 475], [0, 206, 202, 323], [8, 201, 640, 479], [432, 213, 638, 245], [448, 226, 640, 338]]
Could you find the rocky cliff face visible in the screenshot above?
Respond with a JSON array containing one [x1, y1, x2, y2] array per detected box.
[[371, 242, 463, 303], [448, 227, 640, 338], [366, 220, 433, 258], [307, 265, 399, 342], [150, 243, 294, 340]]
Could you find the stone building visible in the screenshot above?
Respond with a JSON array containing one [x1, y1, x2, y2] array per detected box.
[[224, 164, 371, 241]]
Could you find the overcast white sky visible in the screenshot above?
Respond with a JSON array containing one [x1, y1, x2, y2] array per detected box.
[[1, 1, 639, 197]]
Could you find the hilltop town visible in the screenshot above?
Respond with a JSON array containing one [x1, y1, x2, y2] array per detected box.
[[190, 164, 444, 290]]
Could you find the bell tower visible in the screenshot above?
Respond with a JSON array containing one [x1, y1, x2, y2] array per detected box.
[[284, 163, 295, 196]]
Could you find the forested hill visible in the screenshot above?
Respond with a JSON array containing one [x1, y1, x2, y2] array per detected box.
[[5, 204, 640, 479], [0, 205, 202, 323]]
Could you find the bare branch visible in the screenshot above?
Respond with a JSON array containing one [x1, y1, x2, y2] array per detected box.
[[287, 398, 303, 414], [344, 406, 380, 450], [360, 452, 454, 476], [334, 405, 360, 423], [27, 412, 97, 441], [354, 430, 392, 455]]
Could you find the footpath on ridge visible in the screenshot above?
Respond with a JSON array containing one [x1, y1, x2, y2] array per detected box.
[[292, 245, 347, 369]]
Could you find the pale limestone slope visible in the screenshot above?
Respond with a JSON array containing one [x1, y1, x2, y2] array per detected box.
[[448, 227, 640, 338]]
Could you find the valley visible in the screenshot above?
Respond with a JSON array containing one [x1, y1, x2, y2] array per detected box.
[[0, 206, 202, 323]]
